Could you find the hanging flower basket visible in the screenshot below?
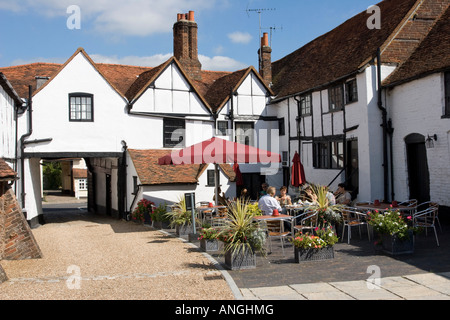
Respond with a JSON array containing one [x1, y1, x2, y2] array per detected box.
[[294, 246, 334, 263]]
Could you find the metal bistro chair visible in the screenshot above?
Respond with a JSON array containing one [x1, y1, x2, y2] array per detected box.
[[211, 207, 228, 227], [417, 201, 441, 232], [398, 199, 418, 216], [266, 219, 291, 256], [292, 210, 318, 235], [413, 206, 440, 247], [341, 208, 371, 244]]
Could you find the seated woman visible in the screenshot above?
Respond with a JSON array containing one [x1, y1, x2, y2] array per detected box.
[[334, 183, 352, 206], [276, 186, 292, 207]]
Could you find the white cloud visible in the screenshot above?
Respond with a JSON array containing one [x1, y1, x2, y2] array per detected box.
[[227, 31, 252, 44], [199, 55, 247, 71], [91, 53, 247, 71], [90, 53, 173, 67], [0, 0, 222, 36]]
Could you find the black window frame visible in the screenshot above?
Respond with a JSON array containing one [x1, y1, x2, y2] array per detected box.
[[69, 93, 94, 122], [235, 122, 255, 146], [207, 170, 219, 187], [313, 140, 344, 169], [328, 84, 344, 111], [299, 93, 312, 116], [217, 120, 229, 136], [163, 118, 186, 148], [345, 78, 358, 104], [278, 118, 286, 136]]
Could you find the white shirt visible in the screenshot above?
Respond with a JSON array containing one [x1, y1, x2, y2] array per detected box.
[[258, 194, 282, 216]]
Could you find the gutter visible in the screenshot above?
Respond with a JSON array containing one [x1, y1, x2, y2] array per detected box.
[[20, 86, 33, 208], [377, 48, 389, 202]]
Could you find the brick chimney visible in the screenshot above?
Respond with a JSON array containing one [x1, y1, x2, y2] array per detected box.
[[173, 11, 202, 81], [258, 32, 272, 87]]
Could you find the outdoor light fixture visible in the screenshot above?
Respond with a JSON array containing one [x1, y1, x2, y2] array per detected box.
[[426, 134, 437, 149]]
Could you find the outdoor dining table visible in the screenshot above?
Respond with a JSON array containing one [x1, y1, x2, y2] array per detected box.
[[284, 204, 309, 216], [253, 214, 295, 237], [354, 203, 415, 214], [196, 205, 227, 223]]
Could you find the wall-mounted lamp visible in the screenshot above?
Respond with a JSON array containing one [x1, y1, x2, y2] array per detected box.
[[426, 134, 437, 149]]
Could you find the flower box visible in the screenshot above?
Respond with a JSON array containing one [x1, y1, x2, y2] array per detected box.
[[224, 248, 256, 270], [200, 239, 219, 252], [176, 224, 193, 237], [380, 231, 414, 255], [294, 246, 334, 263], [152, 220, 171, 230]]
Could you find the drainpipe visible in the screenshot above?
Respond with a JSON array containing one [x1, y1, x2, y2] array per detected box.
[[377, 48, 389, 201], [20, 85, 33, 209], [387, 119, 395, 201]]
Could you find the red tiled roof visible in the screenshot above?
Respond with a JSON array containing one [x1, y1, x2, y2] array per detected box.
[[0, 158, 17, 181], [384, 4, 450, 87], [0, 72, 22, 105], [128, 149, 235, 185], [271, 0, 419, 99], [72, 168, 88, 179]]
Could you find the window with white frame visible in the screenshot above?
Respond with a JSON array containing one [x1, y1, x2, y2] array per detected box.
[[78, 179, 87, 190], [299, 93, 312, 116]]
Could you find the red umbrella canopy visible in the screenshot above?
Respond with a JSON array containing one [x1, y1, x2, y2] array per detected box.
[[291, 151, 306, 187], [158, 137, 281, 165], [233, 162, 244, 186]]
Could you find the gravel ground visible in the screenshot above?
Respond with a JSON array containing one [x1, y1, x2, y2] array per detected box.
[[0, 209, 234, 300]]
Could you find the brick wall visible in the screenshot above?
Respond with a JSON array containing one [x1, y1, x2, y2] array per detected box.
[[0, 183, 42, 261]]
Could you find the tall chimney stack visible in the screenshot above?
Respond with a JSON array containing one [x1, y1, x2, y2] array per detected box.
[[173, 11, 202, 81], [258, 32, 272, 87]]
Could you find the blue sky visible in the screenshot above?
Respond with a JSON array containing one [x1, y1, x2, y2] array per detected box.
[[0, 0, 379, 70]]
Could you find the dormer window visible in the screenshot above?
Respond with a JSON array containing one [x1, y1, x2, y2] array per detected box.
[[69, 93, 93, 122]]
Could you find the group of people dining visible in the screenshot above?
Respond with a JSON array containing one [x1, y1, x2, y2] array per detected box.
[[256, 182, 353, 216], [213, 181, 353, 217]]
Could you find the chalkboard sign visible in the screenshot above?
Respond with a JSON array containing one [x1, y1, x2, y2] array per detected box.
[[184, 192, 196, 211]]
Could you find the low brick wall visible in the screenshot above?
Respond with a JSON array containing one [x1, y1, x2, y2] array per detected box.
[[0, 185, 42, 261]]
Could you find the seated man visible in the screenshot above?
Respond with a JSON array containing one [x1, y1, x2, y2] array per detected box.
[[258, 186, 282, 216]]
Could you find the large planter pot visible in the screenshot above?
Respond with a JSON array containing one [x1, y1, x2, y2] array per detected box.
[[152, 220, 171, 230], [380, 231, 414, 255], [294, 246, 335, 263], [143, 211, 152, 225], [224, 248, 256, 270], [176, 224, 193, 236], [200, 239, 219, 252]]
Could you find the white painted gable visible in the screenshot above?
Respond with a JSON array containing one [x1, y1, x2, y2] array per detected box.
[[235, 72, 268, 117], [132, 61, 211, 116]]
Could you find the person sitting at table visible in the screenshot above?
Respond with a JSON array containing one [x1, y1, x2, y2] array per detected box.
[[240, 188, 250, 201], [213, 187, 228, 206], [258, 186, 282, 216], [334, 183, 352, 205], [276, 186, 292, 207], [259, 183, 268, 198]]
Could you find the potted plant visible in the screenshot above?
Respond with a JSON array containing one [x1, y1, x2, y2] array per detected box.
[[303, 184, 344, 227], [131, 199, 155, 225], [165, 195, 199, 236], [367, 208, 416, 255], [151, 203, 171, 229], [198, 227, 220, 252], [291, 226, 338, 262], [218, 199, 267, 270]]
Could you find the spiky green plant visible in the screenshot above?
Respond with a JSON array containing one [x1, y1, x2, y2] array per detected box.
[[305, 184, 344, 226], [218, 198, 266, 256], [165, 194, 196, 228]]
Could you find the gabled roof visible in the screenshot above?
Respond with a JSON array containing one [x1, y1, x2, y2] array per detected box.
[[128, 149, 235, 186], [0, 72, 22, 105], [0, 158, 17, 181], [204, 66, 274, 113], [271, 0, 419, 100], [383, 5, 450, 87]]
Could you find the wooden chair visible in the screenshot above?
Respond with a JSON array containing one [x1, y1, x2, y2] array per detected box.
[[211, 207, 228, 227], [266, 220, 290, 256], [341, 208, 370, 244]]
